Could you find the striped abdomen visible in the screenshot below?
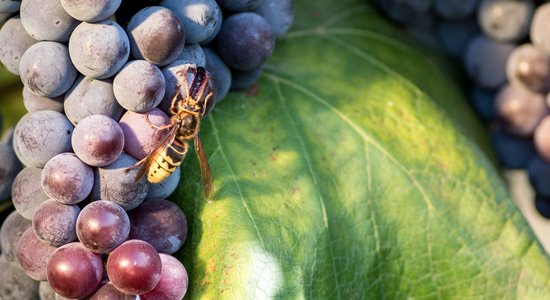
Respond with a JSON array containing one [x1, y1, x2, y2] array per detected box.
[[148, 141, 188, 183]]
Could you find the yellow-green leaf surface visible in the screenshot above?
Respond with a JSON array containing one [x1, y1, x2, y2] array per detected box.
[[174, 0, 550, 299], [0, 70, 23, 134]]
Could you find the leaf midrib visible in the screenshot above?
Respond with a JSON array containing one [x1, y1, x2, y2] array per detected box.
[[265, 71, 533, 297], [272, 23, 513, 250], [274, 78, 344, 299], [209, 115, 266, 249]]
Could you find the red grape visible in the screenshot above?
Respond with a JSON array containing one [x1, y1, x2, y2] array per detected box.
[[76, 200, 130, 254], [16, 227, 57, 281], [106, 239, 161, 295], [32, 199, 80, 247], [89, 282, 138, 300], [72, 114, 124, 167], [46, 242, 103, 299], [141, 253, 189, 300], [41, 152, 94, 205]]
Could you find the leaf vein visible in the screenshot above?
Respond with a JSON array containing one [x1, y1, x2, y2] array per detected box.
[[209, 115, 266, 249], [273, 77, 343, 299], [268, 73, 497, 297]]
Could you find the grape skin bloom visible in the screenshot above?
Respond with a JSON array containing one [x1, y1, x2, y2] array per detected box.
[[69, 20, 130, 79]]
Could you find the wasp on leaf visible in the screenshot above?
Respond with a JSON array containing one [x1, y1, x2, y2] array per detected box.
[[130, 66, 215, 202]]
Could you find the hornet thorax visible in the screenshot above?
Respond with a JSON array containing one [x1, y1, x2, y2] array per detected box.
[[174, 112, 199, 141]]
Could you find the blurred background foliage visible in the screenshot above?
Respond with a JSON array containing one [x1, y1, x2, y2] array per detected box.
[[0, 67, 25, 135], [0, 67, 22, 216]]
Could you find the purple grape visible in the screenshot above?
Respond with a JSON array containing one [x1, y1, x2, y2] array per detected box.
[[76, 200, 130, 254], [92, 153, 150, 210], [11, 167, 50, 220], [506, 43, 550, 93], [16, 227, 57, 281], [535, 194, 550, 219], [147, 167, 180, 199], [160, 0, 222, 44], [535, 115, 550, 162], [494, 84, 548, 137], [89, 282, 138, 300], [376, 0, 432, 24], [403, 18, 440, 49], [0, 211, 31, 263], [199, 8, 223, 46], [32, 199, 79, 247], [13, 110, 73, 168], [60, 0, 122, 22], [69, 20, 130, 79], [531, 3, 550, 54], [434, 0, 477, 20], [478, 0, 534, 42], [20, 0, 79, 42], [72, 115, 124, 167], [0, 254, 39, 300], [113, 60, 166, 113], [64, 76, 124, 125], [0, 0, 20, 13], [19, 41, 77, 97], [42, 153, 94, 204], [464, 35, 515, 89], [435, 17, 479, 59], [204, 47, 231, 102], [129, 199, 188, 254], [22, 87, 64, 113], [106, 240, 161, 295], [491, 126, 536, 169], [217, 12, 275, 71], [119, 109, 170, 161], [126, 6, 185, 66], [0, 140, 21, 201], [177, 44, 206, 66], [0, 16, 37, 75], [253, 0, 294, 37], [231, 65, 263, 91], [218, 0, 262, 11], [528, 155, 550, 197], [140, 254, 188, 300], [47, 242, 103, 299], [470, 86, 497, 122]]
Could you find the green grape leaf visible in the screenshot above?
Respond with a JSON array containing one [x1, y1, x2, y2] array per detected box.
[[174, 0, 550, 299]]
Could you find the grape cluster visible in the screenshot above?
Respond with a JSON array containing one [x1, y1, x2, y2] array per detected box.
[[0, 0, 294, 298], [377, 0, 550, 219]]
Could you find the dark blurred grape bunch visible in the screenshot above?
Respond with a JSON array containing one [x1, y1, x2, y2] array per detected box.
[[0, 0, 294, 298], [376, 0, 550, 219]]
